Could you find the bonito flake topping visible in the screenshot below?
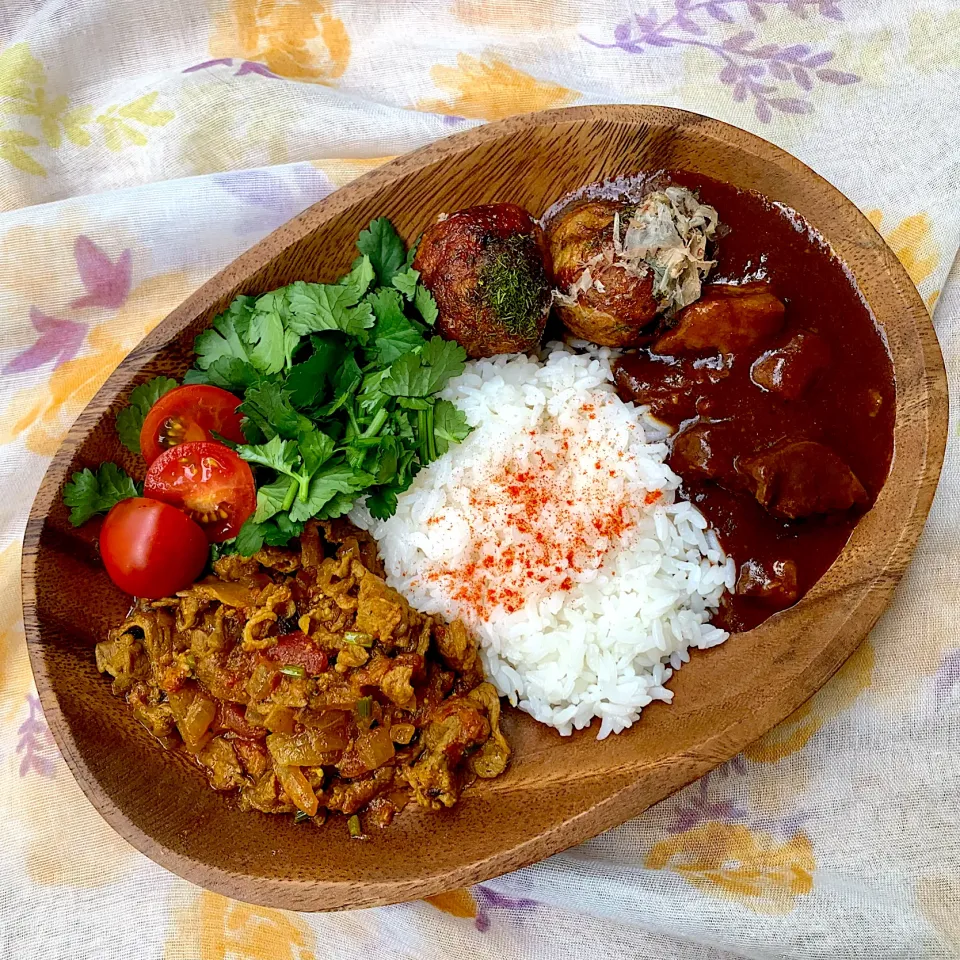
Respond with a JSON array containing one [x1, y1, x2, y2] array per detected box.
[[614, 186, 719, 313]]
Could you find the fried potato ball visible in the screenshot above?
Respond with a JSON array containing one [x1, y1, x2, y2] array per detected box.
[[413, 203, 552, 358], [547, 200, 659, 347]]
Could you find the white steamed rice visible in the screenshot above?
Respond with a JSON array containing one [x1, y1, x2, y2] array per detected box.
[[351, 343, 734, 739]]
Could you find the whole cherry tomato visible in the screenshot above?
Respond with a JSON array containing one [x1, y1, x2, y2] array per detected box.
[[100, 498, 208, 598]]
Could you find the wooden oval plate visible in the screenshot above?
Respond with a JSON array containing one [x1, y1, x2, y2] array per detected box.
[[22, 106, 947, 911]]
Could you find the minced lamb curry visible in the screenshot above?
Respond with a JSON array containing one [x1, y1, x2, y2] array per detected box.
[[96, 519, 510, 834]]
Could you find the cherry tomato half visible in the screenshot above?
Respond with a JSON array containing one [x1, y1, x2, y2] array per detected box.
[[144, 440, 256, 542], [140, 385, 245, 464], [100, 498, 208, 598]]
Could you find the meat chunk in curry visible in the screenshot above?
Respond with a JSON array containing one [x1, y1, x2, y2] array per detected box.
[[738, 440, 868, 520], [654, 282, 785, 356], [612, 352, 730, 431], [95, 520, 510, 834], [750, 330, 830, 401], [735, 558, 800, 607], [668, 422, 736, 486]]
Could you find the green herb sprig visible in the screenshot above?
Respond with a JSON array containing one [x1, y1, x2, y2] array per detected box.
[[63, 463, 141, 526], [186, 218, 470, 555]]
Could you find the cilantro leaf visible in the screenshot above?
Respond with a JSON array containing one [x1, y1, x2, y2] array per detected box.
[[115, 376, 178, 454], [241, 418, 267, 445], [381, 336, 466, 397], [235, 517, 265, 556], [357, 367, 391, 416], [286, 282, 375, 337], [253, 476, 292, 524], [433, 399, 471, 455], [340, 255, 376, 300], [357, 217, 406, 286], [247, 294, 288, 374], [366, 487, 399, 520], [366, 286, 406, 326], [420, 336, 467, 391], [392, 267, 420, 300], [237, 434, 300, 476], [365, 468, 417, 521], [404, 235, 421, 270], [239, 382, 303, 441], [265, 513, 305, 545], [317, 353, 362, 417], [288, 463, 374, 523], [373, 435, 399, 484], [237, 503, 305, 552], [185, 357, 259, 392], [380, 352, 425, 397], [286, 335, 341, 410], [317, 490, 361, 521], [63, 463, 139, 526], [193, 297, 256, 370], [283, 327, 301, 369], [367, 288, 425, 364], [396, 396, 432, 410], [414, 284, 439, 326], [298, 426, 336, 476]]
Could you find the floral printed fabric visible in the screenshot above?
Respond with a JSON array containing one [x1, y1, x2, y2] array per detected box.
[[1, 1, 959, 957]]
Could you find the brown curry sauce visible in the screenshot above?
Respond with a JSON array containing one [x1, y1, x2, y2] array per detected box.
[[609, 173, 895, 631]]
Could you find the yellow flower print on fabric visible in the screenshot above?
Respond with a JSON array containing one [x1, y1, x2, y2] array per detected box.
[[0, 43, 174, 180], [210, 0, 350, 83], [165, 890, 317, 960], [95, 93, 175, 152], [451, 0, 575, 31], [0, 41, 44, 97], [6, 86, 93, 149], [908, 11, 960, 72], [5, 741, 139, 887], [0, 271, 191, 457], [0, 128, 44, 176], [867, 209, 941, 310], [424, 888, 479, 919], [314, 156, 396, 188], [645, 822, 814, 914], [419, 53, 577, 121], [0, 541, 30, 717], [744, 637, 873, 764]]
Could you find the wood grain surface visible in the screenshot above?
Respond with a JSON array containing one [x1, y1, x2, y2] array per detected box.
[[21, 106, 948, 911]]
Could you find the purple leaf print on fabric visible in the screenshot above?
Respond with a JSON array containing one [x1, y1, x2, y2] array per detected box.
[[17, 694, 57, 779], [215, 166, 333, 237], [70, 236, 132, 310], [182, 58, 280, 80], [473, 885, 540, 932], [664, 756, 808, 839], [934, 649, 960, 711], [183, 58, 234, 73], [667, 773, 750, 833], [2, 307, 86, 374], [817, 68, 858, 85], [581, 0, 859, 122], [235, 61, 281, 78]]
